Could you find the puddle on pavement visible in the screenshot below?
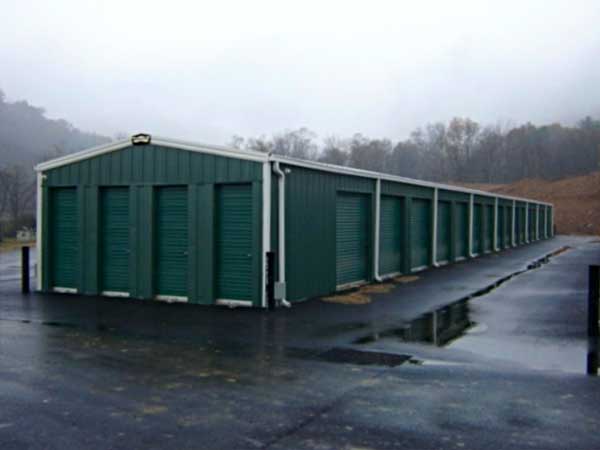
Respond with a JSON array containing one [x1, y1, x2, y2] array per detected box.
[[354, 298, 474, 347], [287, 346, 412, 367]]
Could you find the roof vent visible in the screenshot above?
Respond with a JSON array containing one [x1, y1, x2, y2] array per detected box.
[[131, 133, 152, 145]]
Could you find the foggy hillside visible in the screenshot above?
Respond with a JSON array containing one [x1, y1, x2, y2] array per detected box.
[[0, 89, 110, 166]]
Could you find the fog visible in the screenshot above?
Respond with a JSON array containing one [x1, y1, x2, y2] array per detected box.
[[2, 0, 599, 143]]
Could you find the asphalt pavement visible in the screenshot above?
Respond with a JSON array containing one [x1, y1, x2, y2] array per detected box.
[[1, 236, 599, 450]]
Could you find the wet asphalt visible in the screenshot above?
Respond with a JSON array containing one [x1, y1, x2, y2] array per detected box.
[[1, 236, 600, 450]]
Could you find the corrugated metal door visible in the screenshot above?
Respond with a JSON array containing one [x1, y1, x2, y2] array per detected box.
[[484, 205, 493, 252], [504, 206, 511, 247], [497, 206, 504, 249], [216, 184, 253, 301], [50, 188, 79, 289], [473, 204, 482, 254], [336, 192, 370, 286], [437, 201, 451, 262], [515, 208, 522, 244], [379, 195, 403, 276], [541, 206, 547, 237], [100, 188, 130, 293], [411, 198, 431, 269], [155, 187, 188, 298], [455, 202, 469, 258], [529, 208, 535, 240]]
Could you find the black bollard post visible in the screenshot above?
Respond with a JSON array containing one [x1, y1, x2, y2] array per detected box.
[[589, 266, 600, 338], [21, 245, 30, 294], [266, 251, 276, 310]]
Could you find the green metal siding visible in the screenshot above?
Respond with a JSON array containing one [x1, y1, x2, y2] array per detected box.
[[216, 184, 253, 301], [411, 198, 431, 269], [455, 202, 469, 258], [100, 188, 130, 293], [336, 192, 370, 286], [437, 201, 451, 262], [379, 195, 403, 275], [154, 187, 188, 297], [473, 204, 482, 254], [50, 188, 79, 289]]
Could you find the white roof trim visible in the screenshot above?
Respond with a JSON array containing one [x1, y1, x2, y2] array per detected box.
[[271, 154, 553, 207], [34, 134, 269, 172]]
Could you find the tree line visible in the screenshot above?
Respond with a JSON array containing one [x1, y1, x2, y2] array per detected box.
[[231, 117, 600, 183]]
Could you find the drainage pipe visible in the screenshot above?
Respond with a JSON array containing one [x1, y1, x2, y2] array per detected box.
[[374, 178, 382, 281], [272, 161, 290, 307]]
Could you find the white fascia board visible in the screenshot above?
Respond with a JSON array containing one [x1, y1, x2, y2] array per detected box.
[[270, 155, 553, 207], [35, 135, 268, 173]]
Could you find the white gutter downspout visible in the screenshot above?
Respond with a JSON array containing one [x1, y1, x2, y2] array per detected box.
[[512, 200, 516, 247], [261, 162, 271, 308], [525, 202, 529, 243], [493, 197, 499, 251], [536, 204, 540, 241], [374, 178, 382, 281], [432, 188, 439, 267], [36, 172, 43, 291], [272, 161, 290, 308], [468, 194, 474, 257]]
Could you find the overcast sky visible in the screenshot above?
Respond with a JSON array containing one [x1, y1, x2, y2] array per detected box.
[[2, 0, 600, 144]]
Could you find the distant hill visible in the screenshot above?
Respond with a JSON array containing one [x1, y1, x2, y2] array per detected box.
[[459, 172, 600, 236], [0, 89, 111, 167]]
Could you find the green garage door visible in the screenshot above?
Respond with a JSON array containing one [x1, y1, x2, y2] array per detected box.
[[155, 187, 188, 298], [100, 188, 130, 293], [216, 184, 253, 301], [497, 206, 504, 249], [505, 206, 511, 247], [50, 188, 79, 289], [473, 204, 482, 254], [529, 208, 535, 240], [411, 198, 431, 270], [336, 192, 370, 286], [540, 206, 546, 238], [547, 208, 552, 236], [515, 207, 523, 245], [484, 205, 493, 252], [437, 201, 451, 263], [455, 202, 469, 258], [379, 195, 403, 276]]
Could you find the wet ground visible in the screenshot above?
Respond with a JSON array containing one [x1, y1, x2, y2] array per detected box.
[[1, 236, 600, 449]]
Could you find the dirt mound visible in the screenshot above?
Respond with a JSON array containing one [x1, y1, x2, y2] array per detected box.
[[460, 172, 600, 236]]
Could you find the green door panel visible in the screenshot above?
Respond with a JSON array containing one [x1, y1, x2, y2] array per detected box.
[[379, 195, 403, 275], [50, 188, 79, 289], [411, 198, 431, 269], [437, 201, 451, 262], [455, 202, 469, 258], [100, 188, 130, 293], [216, 184, 253, 301], [497, 206, 504, 249], [155, 186, 188, 297], [484, 205, 494, 252], [473, 204, 482, 254], [336, 192, 370, 286]]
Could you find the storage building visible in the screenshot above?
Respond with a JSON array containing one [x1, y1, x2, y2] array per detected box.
[[35, 134, 554, 308]]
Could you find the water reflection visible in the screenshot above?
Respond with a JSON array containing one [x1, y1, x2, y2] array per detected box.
[[355, 299, 474, 347]]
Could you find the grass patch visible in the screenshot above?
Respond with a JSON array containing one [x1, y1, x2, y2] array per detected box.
[[0, 238, 36, 253]]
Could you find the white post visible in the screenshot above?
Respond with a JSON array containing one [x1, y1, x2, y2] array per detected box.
[[468, 194, 474, 257], [432, 188, 438, 266], [374, 178, 382, 280]]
